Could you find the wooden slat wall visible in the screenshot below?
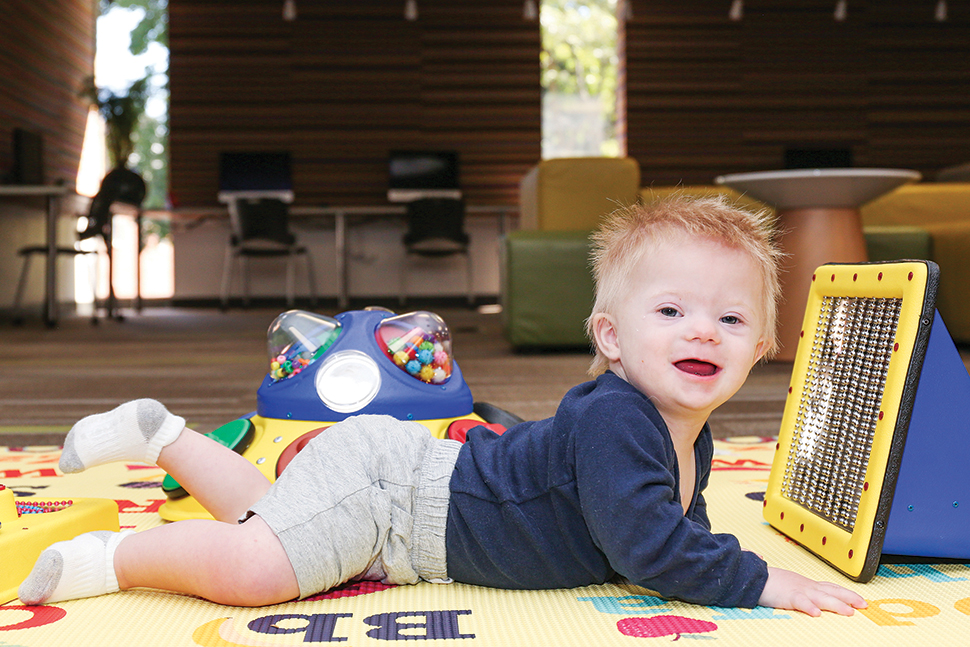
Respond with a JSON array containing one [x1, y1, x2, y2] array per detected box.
[[169, 0, 540, 207], [624, 3, 744, 186], [624, 0, 970, 186], [419, 3, 542, 204], [168, 0, 291, 206], [866, 3, 970, 171], [0, 0, 95, 185]]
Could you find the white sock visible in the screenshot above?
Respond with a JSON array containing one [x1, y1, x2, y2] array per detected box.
[[59, 399, 185, 474], [19, 530, 134, 605]]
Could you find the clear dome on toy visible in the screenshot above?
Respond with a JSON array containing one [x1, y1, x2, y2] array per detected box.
[[267, 310, 342, 381], [375, 311, 453, 384]]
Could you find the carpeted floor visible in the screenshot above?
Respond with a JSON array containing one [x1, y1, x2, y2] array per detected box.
[[0, 304, 794, 446]]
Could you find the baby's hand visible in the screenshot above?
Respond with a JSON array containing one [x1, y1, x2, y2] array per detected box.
[[759, 567, 867, 617]]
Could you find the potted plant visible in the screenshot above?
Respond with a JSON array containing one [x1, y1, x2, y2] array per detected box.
[[79, 74, 150, 170]]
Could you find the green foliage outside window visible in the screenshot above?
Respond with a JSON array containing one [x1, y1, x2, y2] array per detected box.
[[541, 0, 620, 158]]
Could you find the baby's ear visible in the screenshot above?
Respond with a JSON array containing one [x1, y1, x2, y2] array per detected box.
[[753, 336, 771, 364], [590, 312, 621, 362]]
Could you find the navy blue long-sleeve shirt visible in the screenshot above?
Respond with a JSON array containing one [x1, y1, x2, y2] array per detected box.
[[445, 371, 768, 608]]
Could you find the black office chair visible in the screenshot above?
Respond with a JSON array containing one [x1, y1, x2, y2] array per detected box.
[[400, 197, 473, 306], [219, 197, 317, 309], [13, 167, 145, 324]]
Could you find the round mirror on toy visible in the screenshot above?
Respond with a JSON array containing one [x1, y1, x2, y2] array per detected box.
[[376, 311, 453, 384], [267, 310, 342, 381], [315, 349, 383, 413]]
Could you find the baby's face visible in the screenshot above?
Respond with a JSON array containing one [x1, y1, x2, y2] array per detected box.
[[604, 233, 769, 426]]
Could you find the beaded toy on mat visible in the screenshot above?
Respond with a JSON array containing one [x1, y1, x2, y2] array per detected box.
[[0, 484, 120, 604]]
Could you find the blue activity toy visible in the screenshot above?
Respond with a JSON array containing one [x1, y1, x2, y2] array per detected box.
[[159, 308, 518, 521]]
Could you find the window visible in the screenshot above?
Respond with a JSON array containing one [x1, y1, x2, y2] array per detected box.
[[540, 0, 621, 159], [76, 0, 172, 306]]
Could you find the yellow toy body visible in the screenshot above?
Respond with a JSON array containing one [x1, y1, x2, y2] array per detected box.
[[0, 485, 120, 604]]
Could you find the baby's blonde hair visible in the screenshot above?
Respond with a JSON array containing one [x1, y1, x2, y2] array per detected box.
[[585, 194, 783, 375]]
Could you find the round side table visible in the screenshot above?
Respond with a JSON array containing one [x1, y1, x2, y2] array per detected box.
[[715, 168, 921, 361]]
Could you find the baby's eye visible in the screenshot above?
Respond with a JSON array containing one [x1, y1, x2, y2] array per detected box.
[[720, 315, 741, 325], [660, 307, 680, 317]]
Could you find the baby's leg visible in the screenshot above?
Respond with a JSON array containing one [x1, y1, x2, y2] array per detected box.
[[20, 516, 299, 607], [115, 515, 299, 606], [157, 428, 271, 522], [60, 400, 270, 522]]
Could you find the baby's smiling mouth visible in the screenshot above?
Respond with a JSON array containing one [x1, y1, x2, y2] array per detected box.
[[674, 360, 720, 377]]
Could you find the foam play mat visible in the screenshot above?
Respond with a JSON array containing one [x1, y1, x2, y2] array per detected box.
[[3, 438, 970, 647]]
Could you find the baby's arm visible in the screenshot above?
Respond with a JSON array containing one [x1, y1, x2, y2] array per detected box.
[[759, 567, 867, 617]]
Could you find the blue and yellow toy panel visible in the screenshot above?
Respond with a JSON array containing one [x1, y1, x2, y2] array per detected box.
[[765, 260, 970, 582], [259, 309, 469, 422], [160, 308, 504, 521]]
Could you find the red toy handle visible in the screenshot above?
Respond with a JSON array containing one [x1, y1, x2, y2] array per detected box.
[[446, 420, 507, 444]]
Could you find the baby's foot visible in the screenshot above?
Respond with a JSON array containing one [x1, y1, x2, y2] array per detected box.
[[19, 530, 134, 605], [59, 399, 185, 473]]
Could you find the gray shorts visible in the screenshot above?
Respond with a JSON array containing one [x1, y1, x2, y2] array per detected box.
[[246, 414, 462, 599]]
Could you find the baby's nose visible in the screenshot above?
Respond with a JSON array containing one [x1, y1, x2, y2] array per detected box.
[[688, 316, 720, 342]]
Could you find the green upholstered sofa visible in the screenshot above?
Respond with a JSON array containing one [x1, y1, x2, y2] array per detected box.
[[502, 231, 596, 348]]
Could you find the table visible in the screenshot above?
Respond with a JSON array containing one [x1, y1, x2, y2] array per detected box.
[[714, 168, 921, 361], [0, 184, 73, 326], [162, 203, 517, 309]]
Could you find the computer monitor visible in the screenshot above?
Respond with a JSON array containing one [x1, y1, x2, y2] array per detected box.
[[12, 128, 44, 185], [387, 150, 461, 202], [784, 147, 853, 170], [218, 151, 294, 202]]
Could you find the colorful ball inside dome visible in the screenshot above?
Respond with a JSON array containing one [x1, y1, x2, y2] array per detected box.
[[376, 311, 455, 384]]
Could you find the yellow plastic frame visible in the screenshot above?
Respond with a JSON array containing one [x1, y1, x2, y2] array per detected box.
[[764, 261, 934, 581]]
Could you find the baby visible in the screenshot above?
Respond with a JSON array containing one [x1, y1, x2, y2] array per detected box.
[[20, 195, 866, 617]]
